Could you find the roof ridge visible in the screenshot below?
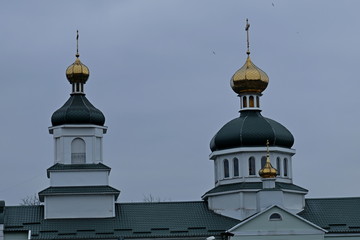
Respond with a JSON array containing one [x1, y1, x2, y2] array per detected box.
[[64, 95, 75, 122], [117, 200, 206, 205], [306, 196, 360, 200], [5, 205, 43, 208], [79, 95, 92, 121]]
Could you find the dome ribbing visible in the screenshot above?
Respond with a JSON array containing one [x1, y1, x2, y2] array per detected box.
[[210, 111, 294, 151], [51, 94, 105, 126]]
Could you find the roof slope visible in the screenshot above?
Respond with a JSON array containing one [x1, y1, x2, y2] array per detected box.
[[38, 186, 121, 201], [47, 163, 111, 178], [203, 182, 308, 198], [299, 197, 360, 233], [4, 201, 239, 239]]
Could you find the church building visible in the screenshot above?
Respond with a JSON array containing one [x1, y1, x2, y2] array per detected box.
[[1, 23, 360, 240]]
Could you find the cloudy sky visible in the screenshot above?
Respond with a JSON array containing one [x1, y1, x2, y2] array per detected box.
[[0, 1, 359, 205]]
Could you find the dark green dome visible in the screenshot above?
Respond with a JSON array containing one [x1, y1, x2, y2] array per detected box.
[[51, 94, 105, 126], [210, 111, 294, 151]]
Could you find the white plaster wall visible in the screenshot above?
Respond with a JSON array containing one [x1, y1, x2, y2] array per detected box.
[[257, 190, 284, 211], [231, 234, 323, 240], [50, 171, 109, 186], [50, 125, 106, 164], [4, 232, 28, 240], [325, 236, 360, 240], [208, 189, 306, 220], [208, 191, 258, 220], [95, 137, 101, 162], [45, 195, 115, 219], [230, 207, 325, 240], [208, 193, 241, 210], [283, 192, 305, 213], [213, 148, 294, 185]]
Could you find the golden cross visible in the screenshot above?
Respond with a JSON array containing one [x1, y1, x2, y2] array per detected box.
[[245, 19, 250, 55], [76, 30, 79, 57]]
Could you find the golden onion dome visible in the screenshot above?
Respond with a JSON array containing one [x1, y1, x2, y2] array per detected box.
[[66, 54, 90, 84], [259, 155, 277, 178], [230, 56, 269, 94]]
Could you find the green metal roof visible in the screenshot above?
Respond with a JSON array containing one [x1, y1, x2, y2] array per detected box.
[[203, 182, 308, 198], [299, 197, 360, 233], [51, 94, 105, 126], [210, 110, 294, 151], [4, 202, 239, 240], [38, 186, 120, 201], [47, 163, 111, 178]]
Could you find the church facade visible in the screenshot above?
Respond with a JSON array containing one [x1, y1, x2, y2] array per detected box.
[[1, 26, 360, 240]]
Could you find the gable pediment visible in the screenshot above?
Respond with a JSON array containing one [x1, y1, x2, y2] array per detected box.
[[228, 205, 326, 237]]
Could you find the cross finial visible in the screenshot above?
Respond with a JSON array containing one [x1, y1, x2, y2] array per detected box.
[[266, 139, 270, 158], [76, 30, 80, 58], [245, 19, 250, 55]]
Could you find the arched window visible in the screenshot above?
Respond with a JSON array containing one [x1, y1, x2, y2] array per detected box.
[[243, 97, 247, 108], [269, 213, 282, 221], [71, 138, 86, 164], [248, 157, 255, 176], [261, 156, 267, 168], [284, 158, 288, 177], [249, 96, 254, 107], [256, 96, 260, 108], [223, 159, 229, 178], [233, 158, 239, 177], [276, 157, 281, 176]]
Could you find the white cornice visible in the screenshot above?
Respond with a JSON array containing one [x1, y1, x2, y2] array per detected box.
[[48, 124, 108, 134], [209, 146, 295, 159]]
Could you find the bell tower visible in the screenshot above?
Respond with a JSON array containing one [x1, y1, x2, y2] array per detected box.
[[39, 32, 120, 219]]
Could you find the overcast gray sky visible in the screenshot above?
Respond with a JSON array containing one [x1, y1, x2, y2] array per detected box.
[[0, 1, 359, 205]]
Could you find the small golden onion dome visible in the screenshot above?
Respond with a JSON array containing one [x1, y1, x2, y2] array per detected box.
[[230, 56, 269, 94], [66, 54, 90, 84], [259, 156, 277, 178]]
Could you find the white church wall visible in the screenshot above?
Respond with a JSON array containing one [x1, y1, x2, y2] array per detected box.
[[50, 125, 106, 164], [50, 171, 109, 186], [325, 236, 360, 240], [243, 192, 257, 209], [213, 148, 294, 185], [229, 206, 325, 240], [256, 190, 284, 211], [231, 234, 323, 240], [283, 192, 305, 213], [45, 195, 115, 219], [4, 232, 28, 240], [208, 191, 258, 220]]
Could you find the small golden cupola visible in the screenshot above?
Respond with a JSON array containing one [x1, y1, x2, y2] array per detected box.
[[66, 31, 90, 94], [230, 19, 269, 111], [259, 140, 277, 178]]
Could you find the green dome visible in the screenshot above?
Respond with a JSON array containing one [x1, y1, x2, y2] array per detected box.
[[210, 111, 294, 151], [51, 94, 105, 126]]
